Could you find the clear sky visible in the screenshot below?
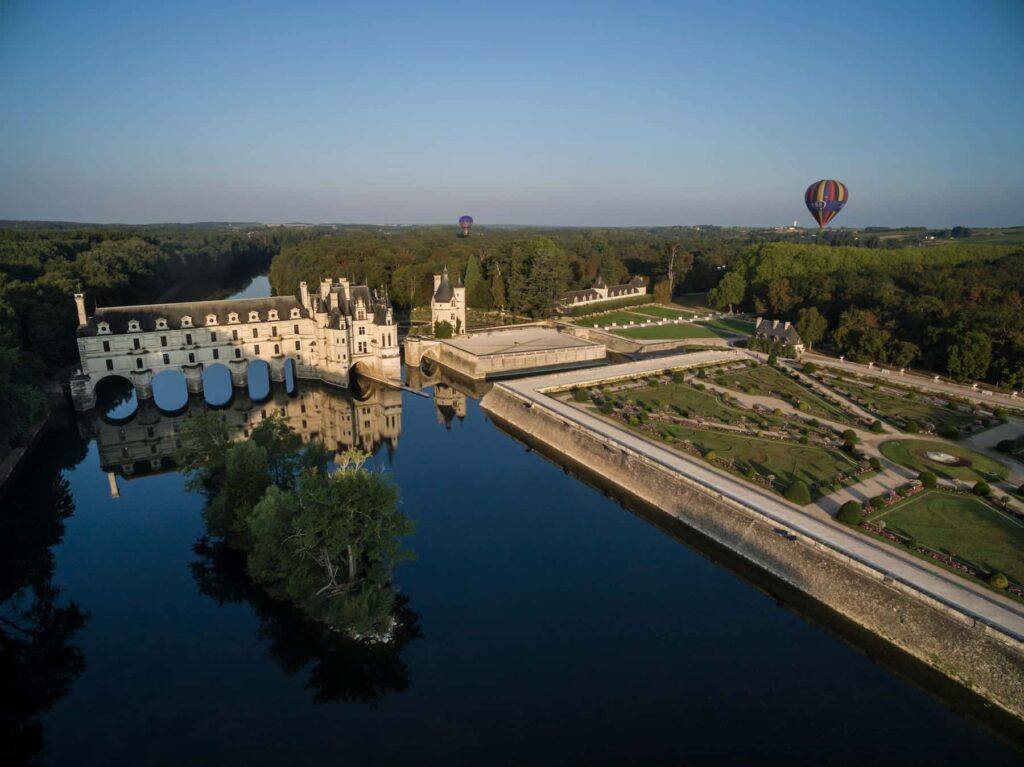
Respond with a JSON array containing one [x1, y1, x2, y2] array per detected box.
[[1, 0, 1022, 227]]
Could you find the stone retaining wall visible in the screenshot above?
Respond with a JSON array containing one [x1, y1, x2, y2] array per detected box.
[[481, 385, 1024, 721]]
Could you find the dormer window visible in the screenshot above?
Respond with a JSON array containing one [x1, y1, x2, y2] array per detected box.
[[228, 312, 239, 324], [98, 322, 111, 334], [248, 311, 260, 322], [181, 316, 193, 328], [268, 309, 279, 321], [128, 320, 141, 332], [155, 317, 168, 330], [290, 308, 301, 319], [205, 313, 218, 325]]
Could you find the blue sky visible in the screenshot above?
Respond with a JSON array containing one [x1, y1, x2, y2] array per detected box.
[[1, 0, 1021, 227]]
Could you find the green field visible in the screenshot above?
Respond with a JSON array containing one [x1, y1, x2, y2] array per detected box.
[[878, 439, 1010, 483], [614, 323, 720, 340], [822, 375, 979, 432], [697, 318, 756, 336], [657, 424, 856, 487], [716, 364, 854, 423], [630, 305, 697, 320], [573, 311, 654, 328], [872, 491, 1024, 584]]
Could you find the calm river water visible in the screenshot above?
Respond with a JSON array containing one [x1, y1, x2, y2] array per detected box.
[[3, 275, 1022, 766]]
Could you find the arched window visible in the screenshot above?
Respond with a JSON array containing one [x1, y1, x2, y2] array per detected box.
[[234, 348, 241, 359]]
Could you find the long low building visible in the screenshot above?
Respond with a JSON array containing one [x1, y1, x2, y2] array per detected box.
[[70, 277, 401, 411]]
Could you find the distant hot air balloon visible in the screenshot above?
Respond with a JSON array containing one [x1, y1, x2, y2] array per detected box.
[[458, 215, 473, 237], [804, 180, 848, 229]]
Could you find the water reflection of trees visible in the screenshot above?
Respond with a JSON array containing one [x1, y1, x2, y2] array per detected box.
[[190, 537, 420, 704], [0, 429, 89, 765]]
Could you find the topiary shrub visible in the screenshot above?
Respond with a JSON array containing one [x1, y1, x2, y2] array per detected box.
[[842, 439, 857, 453], [672, 371, 685, 384], [987, 571, 1009, 589], [905, 421, 920, 434], [938, 424, 960, 439], [994, 407, 1009, 423], [870, 420, 884, 433], [972, 481, 991, 497], [842, 429, 858, 442], [808, 418, 820, 428], [704, 450, 717, 461], [599, 401, 614, 415], [870, 495, 886, 510], [767, 352, 778, 367], [799, 435, 809, 444], [918, 470, 937, 488], [784, 480, 811, 505], [836, 500, 864, 524], [802, 362, 817, 374], [573, 388, 589, 402], [868, 457, 881, 470]]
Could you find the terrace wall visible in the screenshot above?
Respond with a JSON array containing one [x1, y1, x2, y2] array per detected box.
[[481, 385, 1024, 720]]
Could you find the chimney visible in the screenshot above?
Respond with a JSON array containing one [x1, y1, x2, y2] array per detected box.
[[433, 273, 441, 292], [74, 292, 88, 327], [299, 281, 310, 309]]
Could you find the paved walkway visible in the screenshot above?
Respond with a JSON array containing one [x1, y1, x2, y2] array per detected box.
[[495, 353, 1024, 642]]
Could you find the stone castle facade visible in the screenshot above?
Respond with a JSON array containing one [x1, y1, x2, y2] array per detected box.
[[562, 274, 646, 310], [430, 266, 465, 334], [71, 277, 400, 411]]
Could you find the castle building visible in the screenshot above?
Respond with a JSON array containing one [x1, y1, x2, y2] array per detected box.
[[70, 277, 400, 411], [430, 266, 466, 335], [561, 274, 647, 310]]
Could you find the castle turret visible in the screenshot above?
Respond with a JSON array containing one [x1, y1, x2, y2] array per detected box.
[[431, 266, 466, 335]]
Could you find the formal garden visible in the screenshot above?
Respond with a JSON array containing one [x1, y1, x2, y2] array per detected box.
[[836, 484, 1024, 601], [558, 366, 877, 503], [812, 371, 1004, 438], [711, 362, 858, 425], [567, 302, 754, 341]]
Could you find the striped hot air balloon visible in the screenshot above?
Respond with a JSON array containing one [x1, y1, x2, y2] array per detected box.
[[804, 180, 848, 229]]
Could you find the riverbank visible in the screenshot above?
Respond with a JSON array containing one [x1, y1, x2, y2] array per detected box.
[[481, 357, 1024, 721]]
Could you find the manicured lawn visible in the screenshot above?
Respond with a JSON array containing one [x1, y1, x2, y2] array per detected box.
[[716, 364, 854, 424], [573, 311, 653, 328], [697, 318, 755, 336], [657, 424, 856, 487], [821, 375, 980, 432], [878, 439, 1010, 483], [872, 491, 1024, 584], [630, 305, 697, 320], [614, 323, 719, 340]]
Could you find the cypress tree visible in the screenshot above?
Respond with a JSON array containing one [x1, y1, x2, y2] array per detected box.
[[464, 254, 493, 308]]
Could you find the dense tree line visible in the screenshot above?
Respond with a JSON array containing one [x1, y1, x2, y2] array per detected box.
[[710, 242, 1024, 387], [0, 224, 324, 455]]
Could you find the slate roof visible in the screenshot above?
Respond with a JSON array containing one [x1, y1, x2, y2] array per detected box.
[[755, 318, 803, 346], [433, 267, 455, 303], [78, 296, 307, 337]]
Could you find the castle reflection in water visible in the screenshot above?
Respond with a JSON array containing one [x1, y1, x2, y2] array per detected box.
[[79, 364, 485, 496]]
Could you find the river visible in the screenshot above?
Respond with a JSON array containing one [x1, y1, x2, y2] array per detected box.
[[2, 275, 1021, 766]]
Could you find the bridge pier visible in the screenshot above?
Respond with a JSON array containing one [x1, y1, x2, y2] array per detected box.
[[130, 369, 154, 400], [229, 358, 248, 388], [70, 372, 96, 412], [183, 363, 204, 394], [269, 357, 286, 384]]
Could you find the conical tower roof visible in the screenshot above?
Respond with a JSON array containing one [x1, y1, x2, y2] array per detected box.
[[434, 266, 454, 302]]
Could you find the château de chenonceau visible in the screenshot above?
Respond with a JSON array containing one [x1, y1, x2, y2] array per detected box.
[[70, 277, 400, 411]]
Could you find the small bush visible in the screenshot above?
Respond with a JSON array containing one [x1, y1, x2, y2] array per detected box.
[[799, 435, 809, 444], [870, 496, 886, 510], [870, 420, 884, 433], [802, 362, 817, 374], [987, 571, 1009, 589], [697, 369, 707, 379], [704, 450, 717, 461], [994, 407, 1009, 423], [868, 457, 881, 470], [995, 439, 1014, 453], [972, 481, 991, 497], [842, 429, 858, 442], [672, 371, 685, 384], [938, 424, 960, 439], [906, 421, 920, 434], [784, 480, 811, 505], [808, 418, 820, 428], [767, 352, 778, 366], [743, 467, 755, 479], [599, 401, 614, 415], [573, 388, 589, 402], [836, 500, 863, 524], [918, 471, 937, 488], [842, 439, 857, 453]]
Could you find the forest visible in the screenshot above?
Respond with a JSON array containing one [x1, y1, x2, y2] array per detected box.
[[709, 242, 1024, 388]]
